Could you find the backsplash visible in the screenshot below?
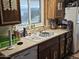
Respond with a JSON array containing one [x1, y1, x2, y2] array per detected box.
[[0, 26, 10, 36], [0, 26, 20, 48]]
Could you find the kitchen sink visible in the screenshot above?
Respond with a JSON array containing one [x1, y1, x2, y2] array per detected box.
[[39, 31, 54, 37], [25, 35, 44, 42], [25, 31, 54, 42]]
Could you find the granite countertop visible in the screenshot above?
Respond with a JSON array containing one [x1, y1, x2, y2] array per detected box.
[[0, 29, 69, 57]]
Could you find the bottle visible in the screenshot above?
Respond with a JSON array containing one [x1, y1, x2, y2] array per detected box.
[[14, 31, 20, 42], [23, 28, 27, 37], [8, 30, 13, 47]]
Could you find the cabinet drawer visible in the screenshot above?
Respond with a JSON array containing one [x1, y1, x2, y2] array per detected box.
[[38, 37, 59, 52]]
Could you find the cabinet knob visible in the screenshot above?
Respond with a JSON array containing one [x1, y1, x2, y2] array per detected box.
[[23, 53, 30, 56]]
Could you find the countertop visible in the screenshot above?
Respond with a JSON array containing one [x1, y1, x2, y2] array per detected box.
[[0, 29, 69, 57]]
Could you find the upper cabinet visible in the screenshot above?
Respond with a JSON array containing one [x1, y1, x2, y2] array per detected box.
[[44, 0, 65, 20], [56, 0, 65, 19], [48, 0, 56, 19], [0, 0, 21, 26]]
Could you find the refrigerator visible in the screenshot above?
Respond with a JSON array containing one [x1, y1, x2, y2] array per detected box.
[[65, 7, 79, 53]]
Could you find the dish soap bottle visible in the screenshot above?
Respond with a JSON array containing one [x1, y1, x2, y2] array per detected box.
[[23, 28, 27, 37]]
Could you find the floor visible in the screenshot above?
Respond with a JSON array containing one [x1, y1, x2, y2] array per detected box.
[[72, 52, 79, 59], [65, 52, 79, 59]]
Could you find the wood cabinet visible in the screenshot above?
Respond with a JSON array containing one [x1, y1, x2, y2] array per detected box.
[[55, 0, 65, 19], [11, 46, 37, 59], [65, 31, 73, 56], [38, 37, 59, 59], [59, 31, 73, 59], [38, 31, 73, 59], [39, 48, 50, 59], [50, 42, 59, 59], [0, 0, 21, 26], [47, 0, 56, 19], [59, 34, 65, 59], [44, 0, 65, 20], [0, 31, 73, 59]]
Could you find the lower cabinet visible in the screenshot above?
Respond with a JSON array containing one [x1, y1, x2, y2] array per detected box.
[[59, 34, 65, 59], [50, 43, 59, 59], [65, 37, 73, 55], [11, 46, 37, 59], [38, 31, 73, 59], [65, 31, 73, 56], [39, 43, 59, 59], [39, 48, 50, 59], [38, 37, 59, 59], [0, 31, 73, 59]]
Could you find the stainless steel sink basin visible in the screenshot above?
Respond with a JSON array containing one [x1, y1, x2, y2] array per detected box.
[[25, 31, 54, 42], [25, 35, 44, 42], [39, 31, 54, 37]]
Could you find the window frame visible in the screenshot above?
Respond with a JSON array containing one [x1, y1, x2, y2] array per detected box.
[[15, 0, 44, 31], [21, 0, 44, 27], [29, 0, 44, 27]]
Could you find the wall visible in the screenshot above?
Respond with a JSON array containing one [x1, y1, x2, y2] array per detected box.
[[0, 26, 10, 36]]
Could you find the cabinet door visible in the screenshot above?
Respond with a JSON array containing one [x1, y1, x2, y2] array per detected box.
[[60, 41, 65, 58], [22, 47, 37, 59], [66, 37, 73, 55], [48, 0, 56, 19], [39, 48, 50, 59], [44, 0, 65, 20], [0, 0, 21, 25], [50, 43, 59, 59], [12, 46, 37, 59], [56, 0, 65, 19], [59, 34, 65, 59]]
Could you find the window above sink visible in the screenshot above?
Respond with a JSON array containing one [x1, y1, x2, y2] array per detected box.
[[15, 0, 44, 31]]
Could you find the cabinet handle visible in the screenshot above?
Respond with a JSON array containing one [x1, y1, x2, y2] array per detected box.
[[45, 57, 48, 59], [23, 53, 30, 56], [54, 51, 57, 59]]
